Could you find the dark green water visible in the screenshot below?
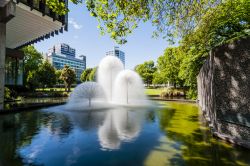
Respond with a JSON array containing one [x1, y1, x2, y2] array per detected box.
[[0, 102, 249, 166]]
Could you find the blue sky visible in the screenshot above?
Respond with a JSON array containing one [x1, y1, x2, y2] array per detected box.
[[35, 2, 170, 69]]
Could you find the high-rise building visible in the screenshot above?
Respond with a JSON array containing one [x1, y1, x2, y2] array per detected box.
[[48, 43, 76, 57], [47, 44, 86, 81], [106, 46, 125, 66]]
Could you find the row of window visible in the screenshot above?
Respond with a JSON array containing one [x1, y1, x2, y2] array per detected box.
[[52, 57, 85, 67], [53, 61, 85, 70]]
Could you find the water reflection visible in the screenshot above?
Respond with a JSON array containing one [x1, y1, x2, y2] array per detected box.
[[98, 108, 145, 150], [146, 102, 250, 166], [98, 110, 120, 150], [0, 102, 249, 166]]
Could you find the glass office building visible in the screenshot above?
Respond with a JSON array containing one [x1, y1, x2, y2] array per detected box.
[[47, 44, 86, 81], [106, 46, 125, 66]]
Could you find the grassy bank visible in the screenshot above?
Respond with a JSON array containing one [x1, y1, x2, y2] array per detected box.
[[145, 88, 163, 96]]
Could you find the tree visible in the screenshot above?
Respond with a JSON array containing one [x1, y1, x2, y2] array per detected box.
[[47, 1, 249, 45], [156, 47, 183, 88], [88, 67, 97, 81], [135, 60, 156, 87], [152, 71, 166, 85], [22, 45, 43, 89], [46, 0, 222, 44], [177, 0, 250, 99], [80, 67, 98, 82], [55, 70, 63, 85], [37, 60, 57, 89], [80, 68, 93, 82], [60, 65, 76, 92], [26, 70, 40, 91]]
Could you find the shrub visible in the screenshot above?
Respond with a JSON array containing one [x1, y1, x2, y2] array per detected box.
[[160, 87, 185, 98], [4, 87, 18, 101], [4, 87, 12, 100]]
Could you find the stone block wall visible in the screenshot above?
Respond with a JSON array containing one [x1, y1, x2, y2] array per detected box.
[[197, 37, 250, 148]]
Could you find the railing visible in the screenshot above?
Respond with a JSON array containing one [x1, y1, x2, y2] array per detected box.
[[17, 0, 67, 25]]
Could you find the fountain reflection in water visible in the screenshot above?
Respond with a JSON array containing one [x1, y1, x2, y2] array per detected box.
[[98, 108, 145, 150]]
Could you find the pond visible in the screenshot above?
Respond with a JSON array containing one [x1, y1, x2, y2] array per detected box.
[[0, 101, 249, 166]]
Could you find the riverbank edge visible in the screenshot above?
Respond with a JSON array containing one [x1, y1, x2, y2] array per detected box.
[[0, 102, 66, 114], [148, 95, 196, 103], [0, 96, 197, 114], [200, 108, 250, 149]]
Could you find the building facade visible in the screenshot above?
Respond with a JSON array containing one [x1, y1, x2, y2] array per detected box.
[[106, 46, 125, 66], [5, 49, 24, 86], [0, 0, 68, 110], [47, 43, 86, 81]]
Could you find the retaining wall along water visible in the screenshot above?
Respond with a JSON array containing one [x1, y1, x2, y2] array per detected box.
[[198, 37, 250, 148]]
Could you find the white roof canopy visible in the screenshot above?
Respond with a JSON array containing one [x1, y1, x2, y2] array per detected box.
[[6, 3, 64, 49]]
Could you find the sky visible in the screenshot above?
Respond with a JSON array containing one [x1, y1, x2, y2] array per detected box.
[[35, 2, 171, 69]]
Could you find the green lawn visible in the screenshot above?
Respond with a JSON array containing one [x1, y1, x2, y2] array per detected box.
[[144, 88, 163, 95], [37, 87, 162, 95]]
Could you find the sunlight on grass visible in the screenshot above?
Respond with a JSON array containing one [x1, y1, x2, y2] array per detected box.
[[144, 88, 163, 95]]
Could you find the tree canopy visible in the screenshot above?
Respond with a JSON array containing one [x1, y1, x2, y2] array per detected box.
[[135, 60, 156, 86], [154, 47, 183, 87], [46, 0, 231, 44], [80, 68, 93, 82], [22, 45, 43, 89], [60, 65, 76, 92], [80, 67, 97, 82], [37, 60, 57, 88]]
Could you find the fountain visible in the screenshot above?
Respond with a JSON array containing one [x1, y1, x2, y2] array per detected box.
[[97, 56, 124, 102], [67, 56, 148, 110], [113, 70, 146, 105], [66, 82, 108, 110]]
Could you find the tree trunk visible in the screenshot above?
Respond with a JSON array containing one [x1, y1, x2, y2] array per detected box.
[[67, 84, 71, 92], [64, 82, 67, 92]]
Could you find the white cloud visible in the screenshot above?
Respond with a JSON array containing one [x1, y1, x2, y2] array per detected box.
[[68, 18, 82, 30]]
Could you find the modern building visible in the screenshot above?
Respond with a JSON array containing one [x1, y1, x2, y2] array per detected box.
[[0, 0, 68, 110], [48, 43, 75, 57], [5, 48, 24, 86], [46, 43, 86, 81], [106, 46, 125, 66]]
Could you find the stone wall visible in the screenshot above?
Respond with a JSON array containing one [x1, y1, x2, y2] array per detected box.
[[198, 37, 250, 148]]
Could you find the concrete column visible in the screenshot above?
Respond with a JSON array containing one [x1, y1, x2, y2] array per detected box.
[[0, 23, 6, 110], [0, 1, 16, 110]]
